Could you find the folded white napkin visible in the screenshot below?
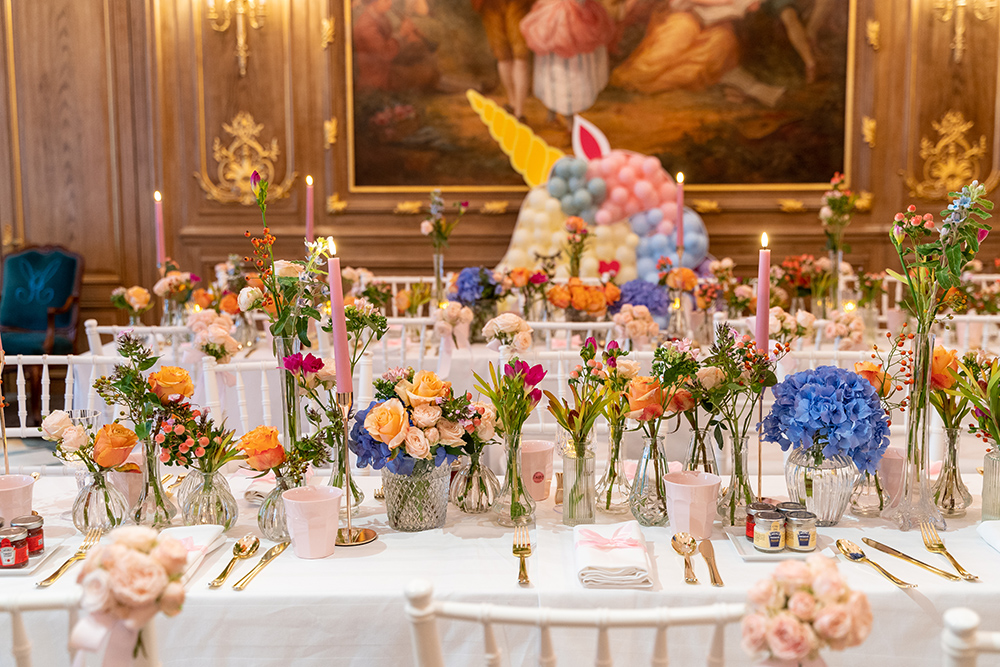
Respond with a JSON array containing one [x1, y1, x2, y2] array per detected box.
[[573, 520, 653, 590], [159, 525, 227, 585], [977, 521, 1000, 554], [244, 477, 274, 506]]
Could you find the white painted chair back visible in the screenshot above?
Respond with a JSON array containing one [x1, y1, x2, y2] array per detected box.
[[0, 589, 161, 667], [84, 318, 189, 364], [527, 321, 616, 351], [942, 608, 1000, 667], [377, 317, 435, 371], [404, 580, 745, 667], [376, 276, 437, 317], [936, 314, 1000, 354]]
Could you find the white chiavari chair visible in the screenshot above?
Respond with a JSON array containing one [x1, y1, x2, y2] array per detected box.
[[376, 317, 436, 371], [936, 313, 1000, 354], [942, 608, 1000, 667], [404, 580, 745, 667], [84, 319, 189, 365], [527, 321, 616, 351], [377, 276, 437, 317], [960, 272, 1000, 290]]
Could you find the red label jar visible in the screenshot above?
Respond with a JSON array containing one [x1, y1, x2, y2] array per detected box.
[[11, 515, 43, 555], [0, 527, 28, 568]]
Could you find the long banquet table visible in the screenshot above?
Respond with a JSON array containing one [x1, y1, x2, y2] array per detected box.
[[3, 471, 998, 667]]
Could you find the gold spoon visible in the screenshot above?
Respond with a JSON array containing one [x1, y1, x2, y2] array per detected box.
[[836, 538, 916, 589], [208, 534, 260, 588], [671, 532, 699, 585]]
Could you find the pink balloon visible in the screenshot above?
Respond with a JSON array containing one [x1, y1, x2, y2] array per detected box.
[[595, 209, 612, 225], [610, 186, 629, 205], [624, 197, 642, 216], [634, 179, 655, 201], [657, 221, 675, 236], [628, 153, 646, 169], [602, 157, 619, 178], [658, 182, 677, 202], [618, 167, 637, 186], [605, 203, 623, 221], [609, 152, 626, 170], [642, 156, 662, 177], [647, 168, 665, 185], [659, 204, 677, 224], [586, 160, 602, 179]]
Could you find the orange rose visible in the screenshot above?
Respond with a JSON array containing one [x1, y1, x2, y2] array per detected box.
[[509, 267, 530, 288], [565, 216, 587, 233], [364, 398, 410, 448], [604, 282, 621, 306], [93, 423, 138, 468], [406, 370, 450, 406], [191, 288, 213, 309], [547, 285, 570, 309], [219, 292, 240, 315], [931, 346, 959, 390], [570, 286, 589, 311], [344, 294, 356, 307], [238, 425, 285, 471], [626, 376, 663, 421], [667, 268, 698, 291], [854, 361, 891, 397], [124, 286, 151, 311], [586, 290, 607, 316], [394, 290, 411, 313], [148, 366, 194, 403], [666, 388, 695, 413]]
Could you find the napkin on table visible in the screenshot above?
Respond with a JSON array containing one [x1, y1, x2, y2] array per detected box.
[[159, 525, 227, 585], [977, 521, 1000, 554], [573, 520, 653, 590]]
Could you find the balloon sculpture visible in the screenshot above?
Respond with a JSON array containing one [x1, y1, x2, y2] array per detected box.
[[467, 90, 709, 282]]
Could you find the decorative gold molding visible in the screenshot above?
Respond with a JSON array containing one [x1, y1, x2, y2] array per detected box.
[[480, 201, 509, 215], [862, 116, 876, 148], [692, 200, 721, 214], [207, 0, 266, 77], [777, 199, 806, 213], [394, 201, 424, 214], [321, 17, 334, 50], [855, 191, 873, 212], [326, 194, 347, 214], [324, 118, 338, 148], [865, 19, 880, 51], [933, 0, 996, 63], [905, 110, 986, 200], [196, 111, 296, 205]]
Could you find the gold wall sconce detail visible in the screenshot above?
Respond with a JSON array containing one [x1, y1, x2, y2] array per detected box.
[[325, 118, 338, 148], [480, 201, 509, 215], [207, 0, 266, 77], [777, 199, 805, 213], [933, 0, 996, 63], [905, 110, 986, 200], [327, 194, 347, 214], [862, 117, 876, 148], [691, 200, 721, 214], [394, 201, 424, 214], [855, 191, 873, 212], [866, 19, 880, 50], [321, 18, 335, 50]]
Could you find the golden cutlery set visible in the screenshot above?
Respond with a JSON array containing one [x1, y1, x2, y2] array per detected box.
[[836, 520, 978, 588], [671, 532, 724, 586]]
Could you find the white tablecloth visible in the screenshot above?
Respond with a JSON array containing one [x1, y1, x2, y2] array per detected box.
[[3, 472, 998, 666]]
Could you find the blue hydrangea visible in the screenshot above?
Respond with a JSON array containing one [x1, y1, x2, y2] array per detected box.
[[761, 365, 890, 475], [350, 401, 457, 475], [455, 267, 496, 306], [611, 279, 669, 316]]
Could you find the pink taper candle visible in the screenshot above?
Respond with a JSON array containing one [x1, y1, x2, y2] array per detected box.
[[154, 191, 165, 267], [755, 233, 771, 355], [328, 253, 353, 394], [305, 175, 315, 243], [675, 172, 684, 256]]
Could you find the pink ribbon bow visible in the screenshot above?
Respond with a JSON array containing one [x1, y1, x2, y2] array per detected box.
[[575, 526, 645, 551]]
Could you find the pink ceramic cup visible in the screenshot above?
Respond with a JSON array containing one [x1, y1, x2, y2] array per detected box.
[[879, 447, 905, 507], [663, 471, 721, 540], [520, 440, 555, 501], [0, 474, 34, 522], [282, 486, 343, 559]]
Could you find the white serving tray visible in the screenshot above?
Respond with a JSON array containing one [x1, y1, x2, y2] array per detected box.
[[725, 528, 833, 562]]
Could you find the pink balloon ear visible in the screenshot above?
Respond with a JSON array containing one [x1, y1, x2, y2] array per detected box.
[[573, 115, 612, 160]]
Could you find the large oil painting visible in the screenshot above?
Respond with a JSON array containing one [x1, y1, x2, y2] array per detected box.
[[347, 0, 853, 190]]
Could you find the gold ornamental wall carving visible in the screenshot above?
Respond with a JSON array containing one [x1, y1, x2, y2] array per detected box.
[[196, 111, 296, 205], [777, 199, 805, 213], [862, 117, 876, 148], [692, 200, 721, 214], [865, 19, 880, 50], [480, 201, 509, 215], [327, 194, 347, 213], [905, 110, 986, 200]]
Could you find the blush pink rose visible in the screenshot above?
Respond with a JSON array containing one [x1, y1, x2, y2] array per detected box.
[[741, 613, 768, 655], [812, 570, 848, 603], [412, 404, 442, 429], [159, 581, 186, 617], [766, 613, 816, 661], [79, 569, 113, 614], [747, 576, 782, 611], [424, 427, 441, 446], [150, 537, 188, 578], [813, 604, 853, 647], [110, 526, 159, 553], [61, 424, 89, 453], [787, 591, 817, 621], [107, 549, 169, 608], [404, 428, 431, 459], [773, 559, 813, 592], [845, 591, 873, 647]]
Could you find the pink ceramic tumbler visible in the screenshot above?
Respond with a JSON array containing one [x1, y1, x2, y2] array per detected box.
[[520, 440, 555, 501], [282, 486, 343, 559], [663, 471, 721, 539], [0, 474, 34, 522], [878, 447, 905, 508]]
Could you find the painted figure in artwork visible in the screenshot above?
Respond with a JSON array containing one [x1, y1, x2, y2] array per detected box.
[[354, 0, 440, 92], [472, 0, 534, 120]]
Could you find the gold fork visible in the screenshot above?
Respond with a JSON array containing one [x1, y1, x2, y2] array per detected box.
[[513, 525, 531, 586], [37, 527, 102, 587], [919, 520, 978, 581], [373, 486, 385, 500]]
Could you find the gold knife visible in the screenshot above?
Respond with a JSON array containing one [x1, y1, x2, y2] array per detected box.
[[861, 537, 961, 581], [232, 542, 289, 591], [698, 539, 724, 587]]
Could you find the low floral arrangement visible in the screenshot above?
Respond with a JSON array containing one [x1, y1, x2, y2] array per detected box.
[[433, 301, 474, 343], [546, 277, 619, 319], [187, 309, 240, 363], [483, 312, 533, 357], [612, 304, 659, 346], [762, 366, 890, 474], [742, 557, 872, 663], [823, 309, 864, 348], [610, 279, 667, 317], [394, 283, 432, 316], [453, 266, 508, 309], [661, 266, 698, 292], [111, 286, 153, 320], [768, 307, 815, 346], [855, 271, 886, 309], [153, 266, 199, 304], [421, 190, 467, 251], [708, 257, 736, 285], [819, 172, 858, 253], [563, 216, 590, 277]]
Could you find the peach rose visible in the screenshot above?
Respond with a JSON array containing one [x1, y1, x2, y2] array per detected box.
[[159, 581, 186, 617], [436, 419, 466, 445], [40, 410, 73, 441], [151, 537, 188, 577], [509, 267, 530, 288], [845, 590, 873, 646], [741, 613, 768, 655], [124, 286, 151, 311], [696, 366, 725, 390], [219, 292, 240, 315], [626, 376, 663, 421], [364, 399, 410, 448], [855, 361, 892, 397], [412, 403, 442, 429], [473, 401, 497, 441], [765, 613, 816, 661], [404, 428, 431, 459], [406, 370, 449, 406], [547, 285, 570, 309], [666, 388, 695, 413], [787, 591, 817, 621], [107, 549, 169, 608], [931, 345, 959, 390], [190, 288, 213, 309], [238, 425, 285, 471], [512, 330, 533, 353], [666, 267, 698, 291], [616, 360, 640, 379], [424, 427, 441, 445], [315, 359, 337, 387], [148, 366, 194, 403], [93, 424, 139, 468]]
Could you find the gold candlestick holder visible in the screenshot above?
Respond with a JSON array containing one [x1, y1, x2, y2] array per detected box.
[[335, 391, 377, 546]]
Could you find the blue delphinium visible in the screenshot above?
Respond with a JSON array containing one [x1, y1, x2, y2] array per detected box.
[[761, 366, 890, 474], [454, 266, 499, 306], [610, 279, 669, 316]]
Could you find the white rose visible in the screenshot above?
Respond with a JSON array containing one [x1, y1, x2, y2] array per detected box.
[[818, 205, 833, 221], [412, 404, 442, 429], [420, 220, 434, 235], [696, 366, 725, 390], [768, 315, 782, 335], [273, 260, 304, 278], [512, 330, 533, 353], [61, 425, 88, 454], [314, 359, 337, 387], [796, 311, 816, 328], [616, 360, 640, 379], [238, 286, 263, 311], [481, 319, 499, 341], [444, 301, 462, 322], [404, 428, 431, 459], [80, 569, 112, 614], [41, 410, 73, 441], [206, 323, 231, 345], [721, 258, 735, 269], [341, 267, 359, 283], [493, 312, 525, 335]]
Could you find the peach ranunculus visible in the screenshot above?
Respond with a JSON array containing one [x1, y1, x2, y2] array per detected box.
[[124, 286, 151, 311], [931, 345, 959, 390], [106, 547, 169, 608], [666, 267, 698, 291], [854, 361, 892, 397], [436, 419, 466, 445], [190, 288, 213, 309], [406, 370, 450, 406], [626, 376, 663, 421], [787, 591, 817, 621], [150, 538, 189, 578], [238, 425, 285, 471], [812, 604, 852, 645], [364, 398, 410, 448], [148, 366, 194, 403], [546, 284, 571, 309], [765, 613, 816, 661], [218, 292, 240, 315], [93, 424, 139, 468], [666, 387, 695, 413]]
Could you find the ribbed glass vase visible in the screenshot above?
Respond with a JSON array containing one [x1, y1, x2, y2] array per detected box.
[[785, 445, 858, 527], [595, 422, 631, 515], [181, 470, 238, 530], [932, 427, 972, 518]]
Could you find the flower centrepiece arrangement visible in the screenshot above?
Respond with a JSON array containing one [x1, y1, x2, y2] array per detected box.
[[421, 189, 467, 305], [482, 312, 533, 360], [111, 286, 153, 325]]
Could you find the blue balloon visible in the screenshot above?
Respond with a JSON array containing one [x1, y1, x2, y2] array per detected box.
[[650, 233, 669, 254], [553, 158, 574, 179], [642, 271, 660, 284], [570, 159, 588, 179], [567, 177, 583, 192], [587, 178, 607, 202], [560, 194, 579, 215], [636, 257, 657, 279], [682, 235, 708, 265], [630, 214, 652, 237], [646, 208, 664, 225], [637, 237, 652, 258], [547, 177, 568, 198], [573, 190, 593, 209], [580, 208, 596, 225]]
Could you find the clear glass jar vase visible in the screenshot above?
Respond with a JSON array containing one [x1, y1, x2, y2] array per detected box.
[[492, 429, 535, 527], [932, 427, 973, 518], [596, 422, 631, 515], [664, 290, 689, 340], [72, 470, 129, 532], [133, 436, 177, 528], [850, 471, 891, 517], [717, 433, 753, 527], [859, 303, 879, 346], [983, 449, 1000, 521], [449, 448, 500, 514], [470, 301, 498, 344], [561, 430, 596, 526], [882, 333, 945, 529], [785, 445, 858, 527], [258, 475, 299, 541], [181, 470, 238, 530], [232, 312, 258, 349], [383, 459, 450, 531], [629, 434, 669, 527], [684, 427, 719, 476]]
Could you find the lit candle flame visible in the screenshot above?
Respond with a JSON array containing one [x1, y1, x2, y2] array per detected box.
[[154, 191, 162, 202], [328, 237, 337, 255], [843, 301, 857, 312], [306, 175, 313, 186], [677, 172, 684, 184], [761, 232, 768, 248]]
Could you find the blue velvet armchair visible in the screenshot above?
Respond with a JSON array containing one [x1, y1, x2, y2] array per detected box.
[[0, 245, 84, 355]]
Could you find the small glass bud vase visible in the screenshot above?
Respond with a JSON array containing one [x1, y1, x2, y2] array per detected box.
[[181, 470, 238, 530], [72, 470, 129, 533], [983, 448, 1000, 521], [684, 427, 719, 476], [717, 434, 752, 527], [596, 423, 631, 515], [932, 427, 973, 518], [493, 429, 535, 527], [258, 475, 298, 542], [629, 434, 669, 527], [449, 449, 500, 514], [849, 471, 891, 518], [561, 430, 596, 526]]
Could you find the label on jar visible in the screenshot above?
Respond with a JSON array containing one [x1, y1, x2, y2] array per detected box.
[[0, 537, 12, 566], [786, 527, 816, 551], [26, 532, 43, 554], [753, 520, 785, 551]]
